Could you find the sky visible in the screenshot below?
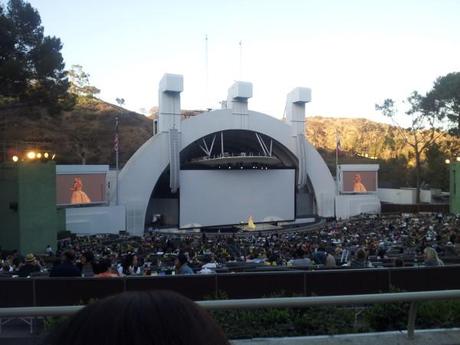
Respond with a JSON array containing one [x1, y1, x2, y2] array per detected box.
[[27, 0, 460, 123]]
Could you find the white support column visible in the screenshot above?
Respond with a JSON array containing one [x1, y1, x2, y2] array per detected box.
[[227, 81, 253, 129], [158, 74, 183, 133], [285, 87, 311, 189], [158, 73, 184, 193], [286, 87, 311, 136]]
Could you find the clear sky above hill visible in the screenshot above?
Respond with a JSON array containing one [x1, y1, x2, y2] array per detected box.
[[29, 0, 460, 123]]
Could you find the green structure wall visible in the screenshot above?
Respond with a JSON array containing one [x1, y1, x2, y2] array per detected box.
[[450, 162, 460, 214], [0, 162, 58, 255], [0, 164, 20, 251]]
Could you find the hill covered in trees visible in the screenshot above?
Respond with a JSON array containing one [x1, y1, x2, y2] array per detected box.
[[0, 98, 152, 166], [1, 103, 457, 191], [307, 116, 458, 190]]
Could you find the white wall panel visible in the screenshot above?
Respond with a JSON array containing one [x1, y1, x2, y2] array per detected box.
[[180, 170, 295, 228], [65, 205, 125, 234]]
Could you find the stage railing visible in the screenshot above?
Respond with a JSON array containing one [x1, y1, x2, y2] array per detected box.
[[0, 290, 459, 339]]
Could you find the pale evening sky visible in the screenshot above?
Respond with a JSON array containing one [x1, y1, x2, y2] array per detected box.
[[28, 0, 460, 123]]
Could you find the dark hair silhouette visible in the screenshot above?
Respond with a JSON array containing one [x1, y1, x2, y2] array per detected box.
[[63, 250, 75, 262], [122, 253, 137, 275], [177, 252, 188, 265], [92, 258, 112, 274], [81, 251, 94, 263], [356, 248, 367, 260], [44, 290, 229, 345]]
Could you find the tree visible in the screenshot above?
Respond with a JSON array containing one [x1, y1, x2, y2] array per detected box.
[[0, 0, 72, 112], [376, 91, 443, 203], [115, 98, 125, 106], [0, 4, 22, 99], [379, 155, 411, 188], [308, 121, 328, 148], [423, 72, 460, 136], [424, 143, 449, 191], [67, 65, 100, 98], [382, 126, 407, 159]]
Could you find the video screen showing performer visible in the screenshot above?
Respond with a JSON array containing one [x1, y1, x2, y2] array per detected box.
[[56, 174, 106, 205], [70, 177, 91, 204], [342, 171, 377, 193]]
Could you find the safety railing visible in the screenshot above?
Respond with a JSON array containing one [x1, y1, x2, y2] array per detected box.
[[0, 290, 459, 339]]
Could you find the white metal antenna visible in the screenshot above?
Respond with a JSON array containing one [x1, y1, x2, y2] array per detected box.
[[239, 40, 242, 80], [205, 34, 209, 107]]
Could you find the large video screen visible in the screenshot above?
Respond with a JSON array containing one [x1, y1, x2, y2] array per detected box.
[[179, 169, 295, 228], [342, 171, 377, 193], [56, 174, 106, 206]]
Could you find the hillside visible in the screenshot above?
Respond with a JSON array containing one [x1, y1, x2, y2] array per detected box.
[[307, 115, 460, 158], [309, 116, 410, 159], [0, 98, 152, 166], [1, 103, 456, 190]]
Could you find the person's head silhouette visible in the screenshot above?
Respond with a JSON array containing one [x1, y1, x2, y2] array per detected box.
[[45, 290, 229, 345]]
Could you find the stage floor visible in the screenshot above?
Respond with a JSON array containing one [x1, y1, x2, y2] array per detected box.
[[152, 217, 320, 236]]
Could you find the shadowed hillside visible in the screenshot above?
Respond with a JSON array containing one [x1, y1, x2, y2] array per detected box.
[[0, 98, 152, 166]]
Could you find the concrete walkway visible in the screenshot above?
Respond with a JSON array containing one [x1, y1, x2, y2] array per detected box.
[[232, 328, 460, 345], [2, 326, 459, 345]]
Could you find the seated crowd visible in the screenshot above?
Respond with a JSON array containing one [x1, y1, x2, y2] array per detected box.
[[0, 213, 458, 278]]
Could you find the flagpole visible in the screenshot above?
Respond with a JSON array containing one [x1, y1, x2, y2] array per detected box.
[[115, 115, 119, 205], [335, 130, 339, 196]]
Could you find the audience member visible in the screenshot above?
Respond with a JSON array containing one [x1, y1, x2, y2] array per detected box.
[[325, 251, 337, 268], [423, 247, 444, 266], [17, 253, 41, 277], [350, 248, 372, 269], [49, 250, 81, 277], [77, 251, 95, 277], [44, 290, 230, 345], [175, 253, 194, 275], [95, 259, 118, 278], [119, 253, 141, 276], [287, 252, 312, 267]]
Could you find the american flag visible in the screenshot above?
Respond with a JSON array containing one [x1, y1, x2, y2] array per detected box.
[[336, 135, 343, 153], [114, 116, 119, 153]]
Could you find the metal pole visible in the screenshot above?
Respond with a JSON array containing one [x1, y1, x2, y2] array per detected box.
[[335, 130, 339, 195], [205, 34, 208, 106], [197, 290, 460, 310], [115, 116, 119, 205], [407, 301, 418, 339], [239, 40, 242, 79], [2, 116, 7, 162], [221, 131, 224, 156], [1, 289, 459, 333]]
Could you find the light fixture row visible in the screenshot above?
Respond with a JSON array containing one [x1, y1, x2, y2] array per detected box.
[[12, 151, 56, 162]]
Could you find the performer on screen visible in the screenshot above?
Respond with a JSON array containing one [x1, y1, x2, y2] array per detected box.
[[353, 174, 367, 192], [70, 177, 91, 204]]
